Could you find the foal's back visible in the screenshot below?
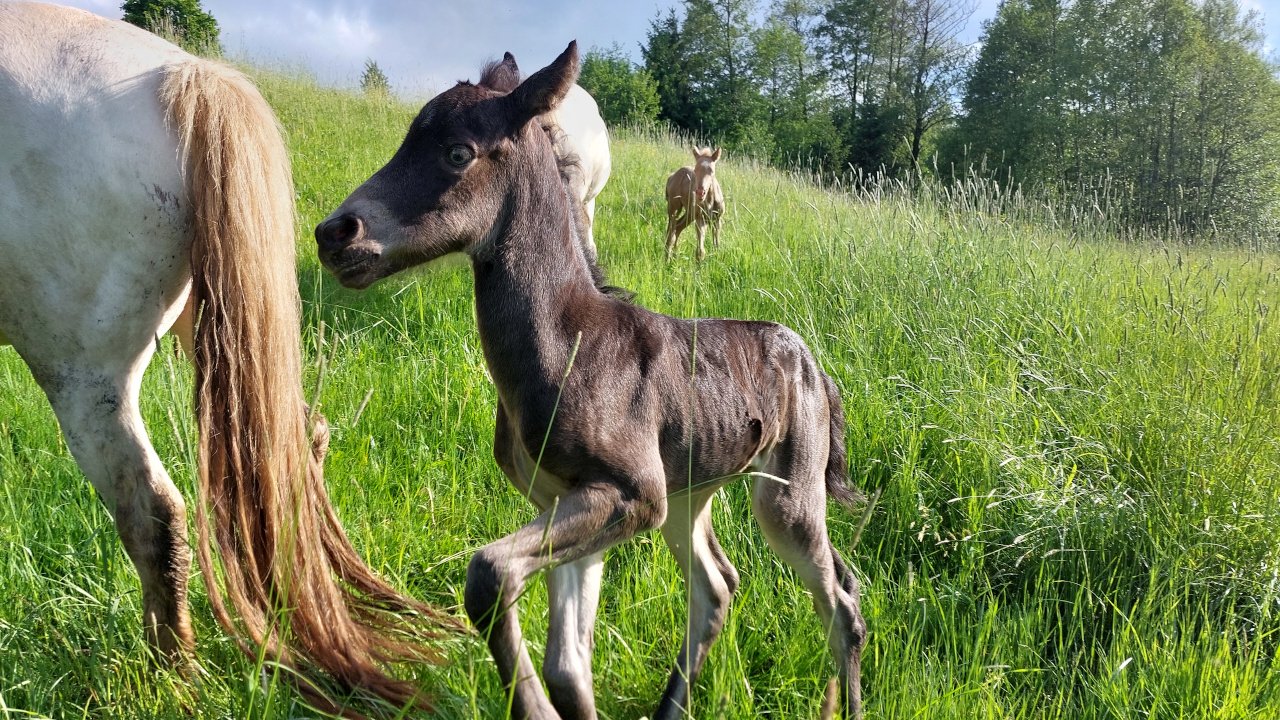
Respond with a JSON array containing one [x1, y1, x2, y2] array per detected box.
[[547, 295, 830, 492]]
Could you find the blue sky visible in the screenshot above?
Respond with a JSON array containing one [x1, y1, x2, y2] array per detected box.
[[62, 0, 1277, 99]]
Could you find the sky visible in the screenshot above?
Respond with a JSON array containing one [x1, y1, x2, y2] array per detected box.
[[58, 0, 1280, 99]]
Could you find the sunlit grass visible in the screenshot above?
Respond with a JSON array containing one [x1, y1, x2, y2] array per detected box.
[[0, 69, 1276, 718]]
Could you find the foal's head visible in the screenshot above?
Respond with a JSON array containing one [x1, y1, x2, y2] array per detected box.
[[690, 145, 722, 202], [315, 44, 579, 289]]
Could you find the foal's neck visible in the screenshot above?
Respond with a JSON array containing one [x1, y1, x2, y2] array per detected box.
[[469, 148, 600, 391]]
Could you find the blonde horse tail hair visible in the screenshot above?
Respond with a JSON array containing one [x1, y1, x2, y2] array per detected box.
[[161, 60, 459, 715], [820, 676, 839, 720]]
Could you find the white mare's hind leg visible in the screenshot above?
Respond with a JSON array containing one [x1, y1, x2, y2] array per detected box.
[[0, 228, 195, 663], [580, 197, 599, 265], [654, 489, 740, 720], [543, 551, 604, 720], [0, 8, 198, 664], [36, 352, 194, 659], [751, 443, 866, 719]]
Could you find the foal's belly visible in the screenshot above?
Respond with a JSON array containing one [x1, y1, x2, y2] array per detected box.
[[507, 437, 575, 511]]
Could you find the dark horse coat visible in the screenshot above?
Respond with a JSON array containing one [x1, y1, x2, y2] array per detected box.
[[316, 42, 867, 720]]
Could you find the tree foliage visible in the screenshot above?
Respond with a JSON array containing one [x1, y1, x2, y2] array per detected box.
[[948, 0, 1280, 237], [121, 0, 220, 54], [636, 0, 1280, 238], [360, 59, 391, 97], [579, 46, 661, 127]]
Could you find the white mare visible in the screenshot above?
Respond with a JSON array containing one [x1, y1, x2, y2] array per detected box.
[[0, 4, 450, 713], [549, 84, 611, 260], [0, 4, 197, 653]]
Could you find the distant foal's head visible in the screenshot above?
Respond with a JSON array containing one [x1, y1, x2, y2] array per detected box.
[[691, 145, 722, 202], [315, 44, 580, 289]]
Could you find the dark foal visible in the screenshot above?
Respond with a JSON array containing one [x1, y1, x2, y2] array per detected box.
[[315, 43, 867, 719]]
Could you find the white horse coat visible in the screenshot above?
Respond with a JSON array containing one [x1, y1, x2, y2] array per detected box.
[[0, 4, 449, 712], [549, 84, 611, 259], [0, 11, 197, 653], [0, 5, 193, 361]]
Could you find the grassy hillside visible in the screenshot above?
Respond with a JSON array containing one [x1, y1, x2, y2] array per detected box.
[[0, 70, 1277, 718]]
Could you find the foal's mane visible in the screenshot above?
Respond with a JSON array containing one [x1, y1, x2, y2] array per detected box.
[[476, 55, 633, 302]]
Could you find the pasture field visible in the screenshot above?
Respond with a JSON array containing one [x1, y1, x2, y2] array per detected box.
[[1, 71, 1278, 719]]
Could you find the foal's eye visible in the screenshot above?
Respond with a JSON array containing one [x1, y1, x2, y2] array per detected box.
[[446, 144, 475, 168]]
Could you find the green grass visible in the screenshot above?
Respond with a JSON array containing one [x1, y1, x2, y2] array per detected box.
[[1, 70, 1278, 718]]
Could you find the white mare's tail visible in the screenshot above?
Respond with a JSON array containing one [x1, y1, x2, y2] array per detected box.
[[162, 59, 457, 715]]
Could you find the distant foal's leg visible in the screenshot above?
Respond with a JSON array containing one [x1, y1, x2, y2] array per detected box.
[[466, 480, 666, 719], [544, 550, 605, 720], [665, 203, 683, 260], [694, 205, 709, 262], [171, 290, 195, 358], [653, 490, 740, 720], [38, 358, 193, 661], [710, 203, 723, 249], [752, 450, 866, 718]]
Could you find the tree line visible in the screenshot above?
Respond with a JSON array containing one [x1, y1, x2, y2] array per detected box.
[[580, 0, 1280, 240]]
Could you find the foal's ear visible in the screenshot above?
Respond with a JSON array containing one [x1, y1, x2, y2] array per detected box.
[[506, 41, 579, 128], [711, 147, 722, 162], [480, 52, 522, 92]]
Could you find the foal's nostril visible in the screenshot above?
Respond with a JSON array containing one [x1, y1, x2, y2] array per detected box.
[[315, 213, 364, 252]]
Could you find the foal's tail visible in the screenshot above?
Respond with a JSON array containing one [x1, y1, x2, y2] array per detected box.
[[823, 373, 863, 507], [161, 60, 457, 715]]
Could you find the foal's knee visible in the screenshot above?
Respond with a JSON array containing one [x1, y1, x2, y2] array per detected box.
[[624, 492, 667, 536], [721, 561, 741, 597], [849, 608, 867, 652], [464, 548, 514, 635]]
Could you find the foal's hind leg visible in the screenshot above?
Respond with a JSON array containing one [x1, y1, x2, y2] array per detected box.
[[653, 489, 740, 720], [34, 356, 194, 661], [751, 461, 866, 718], [665, 207, 685, 260]]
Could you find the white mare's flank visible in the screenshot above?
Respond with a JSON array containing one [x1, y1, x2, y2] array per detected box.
[[0, 3, 450, 714]]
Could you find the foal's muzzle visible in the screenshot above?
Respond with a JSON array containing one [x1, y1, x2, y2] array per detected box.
[[315, 213, 364, 255], [315, 213, 384, 288]]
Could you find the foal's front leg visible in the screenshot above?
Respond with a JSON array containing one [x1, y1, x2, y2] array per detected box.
[[544, 551, 605, 720], [465, 481, 666, 719], [694, 209, 709, 262], [665, 210, 684, 260]]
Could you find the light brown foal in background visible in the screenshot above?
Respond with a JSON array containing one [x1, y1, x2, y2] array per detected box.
[[665, 145, 725, 261]]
